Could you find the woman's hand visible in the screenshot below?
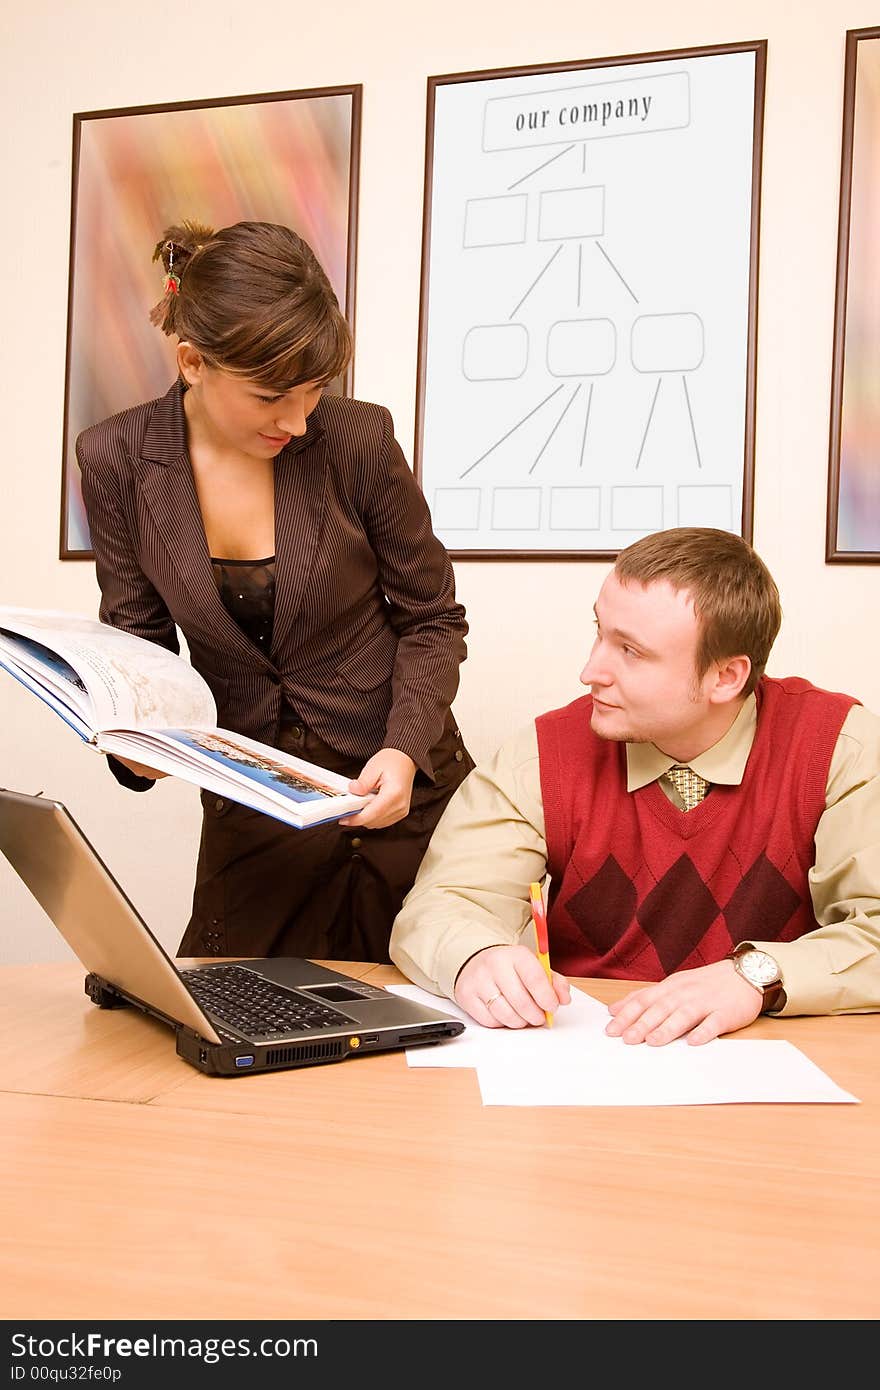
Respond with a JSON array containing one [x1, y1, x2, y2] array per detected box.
[[112, 755, 169, 781], [339, 748, 417, 829]]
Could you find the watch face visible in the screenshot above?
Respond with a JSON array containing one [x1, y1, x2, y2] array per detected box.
[[739, 949, 780, 987]]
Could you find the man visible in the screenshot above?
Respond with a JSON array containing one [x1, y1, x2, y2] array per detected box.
[[389, 527, 880, 1045]]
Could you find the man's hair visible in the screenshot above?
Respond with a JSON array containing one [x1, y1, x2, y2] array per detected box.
[[614, 527, 781, 696]]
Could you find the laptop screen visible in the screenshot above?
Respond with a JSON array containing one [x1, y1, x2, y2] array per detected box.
[[0, 788, 221, 1043]]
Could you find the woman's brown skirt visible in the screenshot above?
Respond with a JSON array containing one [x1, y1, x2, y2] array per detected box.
[[178, 712, 474, 963]]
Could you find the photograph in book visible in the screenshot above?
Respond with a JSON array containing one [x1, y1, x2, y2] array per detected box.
[[6, 634, 88, 693], [159, 730, 345, 801], [0, 604, 372, 829]]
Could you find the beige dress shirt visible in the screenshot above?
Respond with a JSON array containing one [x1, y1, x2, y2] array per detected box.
[[389, 695, 880, 1017]]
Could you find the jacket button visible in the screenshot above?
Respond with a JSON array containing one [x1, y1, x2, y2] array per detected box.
[[454, 749, 464, 762], [214, 798, 225, 811], [350, 837, 362, 849]]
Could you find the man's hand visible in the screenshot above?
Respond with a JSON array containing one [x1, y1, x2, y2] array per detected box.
[[454, 944, 571, 1029], [339, 749, 417, 830], [604, 959, 764, 1046]]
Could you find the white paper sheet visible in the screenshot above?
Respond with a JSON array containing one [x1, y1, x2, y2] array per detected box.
[[389, 984, 859, 1107], [392, 983, 608, 1067], [475, 1038, 858, 1106]]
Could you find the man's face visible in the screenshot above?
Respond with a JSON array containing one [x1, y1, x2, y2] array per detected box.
[[580, 571, 716, 753]]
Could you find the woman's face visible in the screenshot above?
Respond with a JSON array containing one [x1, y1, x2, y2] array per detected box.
[[178, 344, 324, 458]]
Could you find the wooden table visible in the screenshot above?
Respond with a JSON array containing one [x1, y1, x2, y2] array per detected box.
[[2, 960, 878, 1320]]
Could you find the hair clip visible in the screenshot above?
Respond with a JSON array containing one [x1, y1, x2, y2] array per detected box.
[[163, 240, 181, 296]]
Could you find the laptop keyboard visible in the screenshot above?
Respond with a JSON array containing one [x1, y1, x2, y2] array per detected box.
[[180, 964, 353, 1039]]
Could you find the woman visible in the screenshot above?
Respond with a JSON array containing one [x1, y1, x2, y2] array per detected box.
[[77, 218, 473, 962]]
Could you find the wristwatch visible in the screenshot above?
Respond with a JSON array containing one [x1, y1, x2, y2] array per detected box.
[[726, 943, 785, 1012]]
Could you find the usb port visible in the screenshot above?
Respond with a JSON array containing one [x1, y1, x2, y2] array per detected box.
[[234, 1055, 255, 1068], [363, 1034, 379, 1044]]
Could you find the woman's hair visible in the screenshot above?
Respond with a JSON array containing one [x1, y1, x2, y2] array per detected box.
[[149, 219, 352, 390], [614, 527, 782, 696]]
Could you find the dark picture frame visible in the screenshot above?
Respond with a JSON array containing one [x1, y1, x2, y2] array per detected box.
[[415, 42, 765, 559], [827, 28, 880, 562], [60, 85, 361, 559]]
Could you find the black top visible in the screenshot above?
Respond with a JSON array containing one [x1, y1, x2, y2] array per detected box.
[[210, 556, 277, 654]]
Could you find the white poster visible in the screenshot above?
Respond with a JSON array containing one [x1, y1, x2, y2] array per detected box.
[[416, 44, 764, 556]]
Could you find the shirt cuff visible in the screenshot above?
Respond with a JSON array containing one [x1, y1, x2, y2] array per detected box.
[[106, 754, 156, 792]]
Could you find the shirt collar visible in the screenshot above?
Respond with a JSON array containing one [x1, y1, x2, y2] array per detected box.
[[625, 692, 757, 792]]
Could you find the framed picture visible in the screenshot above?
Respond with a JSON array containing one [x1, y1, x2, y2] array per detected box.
[[827, 28, 880, 562], [60, 85, 361, 559], [415, 42, 765, 559]]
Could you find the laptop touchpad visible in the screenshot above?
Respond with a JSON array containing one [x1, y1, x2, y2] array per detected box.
[[303, 983, 369, 1003]]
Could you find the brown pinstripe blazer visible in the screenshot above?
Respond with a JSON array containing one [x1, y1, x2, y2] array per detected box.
[[76, 380, 468, 777]]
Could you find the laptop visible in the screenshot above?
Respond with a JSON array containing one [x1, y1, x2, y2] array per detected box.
[[0, 787, 464, 1076]]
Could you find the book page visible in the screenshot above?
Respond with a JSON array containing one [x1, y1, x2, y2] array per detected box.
[[0, 607, 215, 732]]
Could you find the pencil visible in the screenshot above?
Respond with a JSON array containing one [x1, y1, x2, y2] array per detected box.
[[528, 880, 554, 1027]]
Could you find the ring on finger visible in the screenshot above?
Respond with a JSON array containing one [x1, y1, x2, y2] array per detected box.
[[485, 992, 501, 1009]]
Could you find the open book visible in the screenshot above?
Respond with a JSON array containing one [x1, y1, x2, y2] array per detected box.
[[0, 605, 372, 829]]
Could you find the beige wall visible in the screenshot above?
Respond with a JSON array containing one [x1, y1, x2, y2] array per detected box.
[[2, 0, 879, 961]]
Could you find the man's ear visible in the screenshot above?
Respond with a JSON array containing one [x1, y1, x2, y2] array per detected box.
[[176, 341, 205, 387], [709, 655, 752, 705]]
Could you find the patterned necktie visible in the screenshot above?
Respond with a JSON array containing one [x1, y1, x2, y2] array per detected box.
[[666, 764, 711, 812]]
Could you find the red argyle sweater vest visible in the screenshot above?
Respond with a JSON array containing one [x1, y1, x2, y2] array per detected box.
[[536, 677, 857, 979]]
